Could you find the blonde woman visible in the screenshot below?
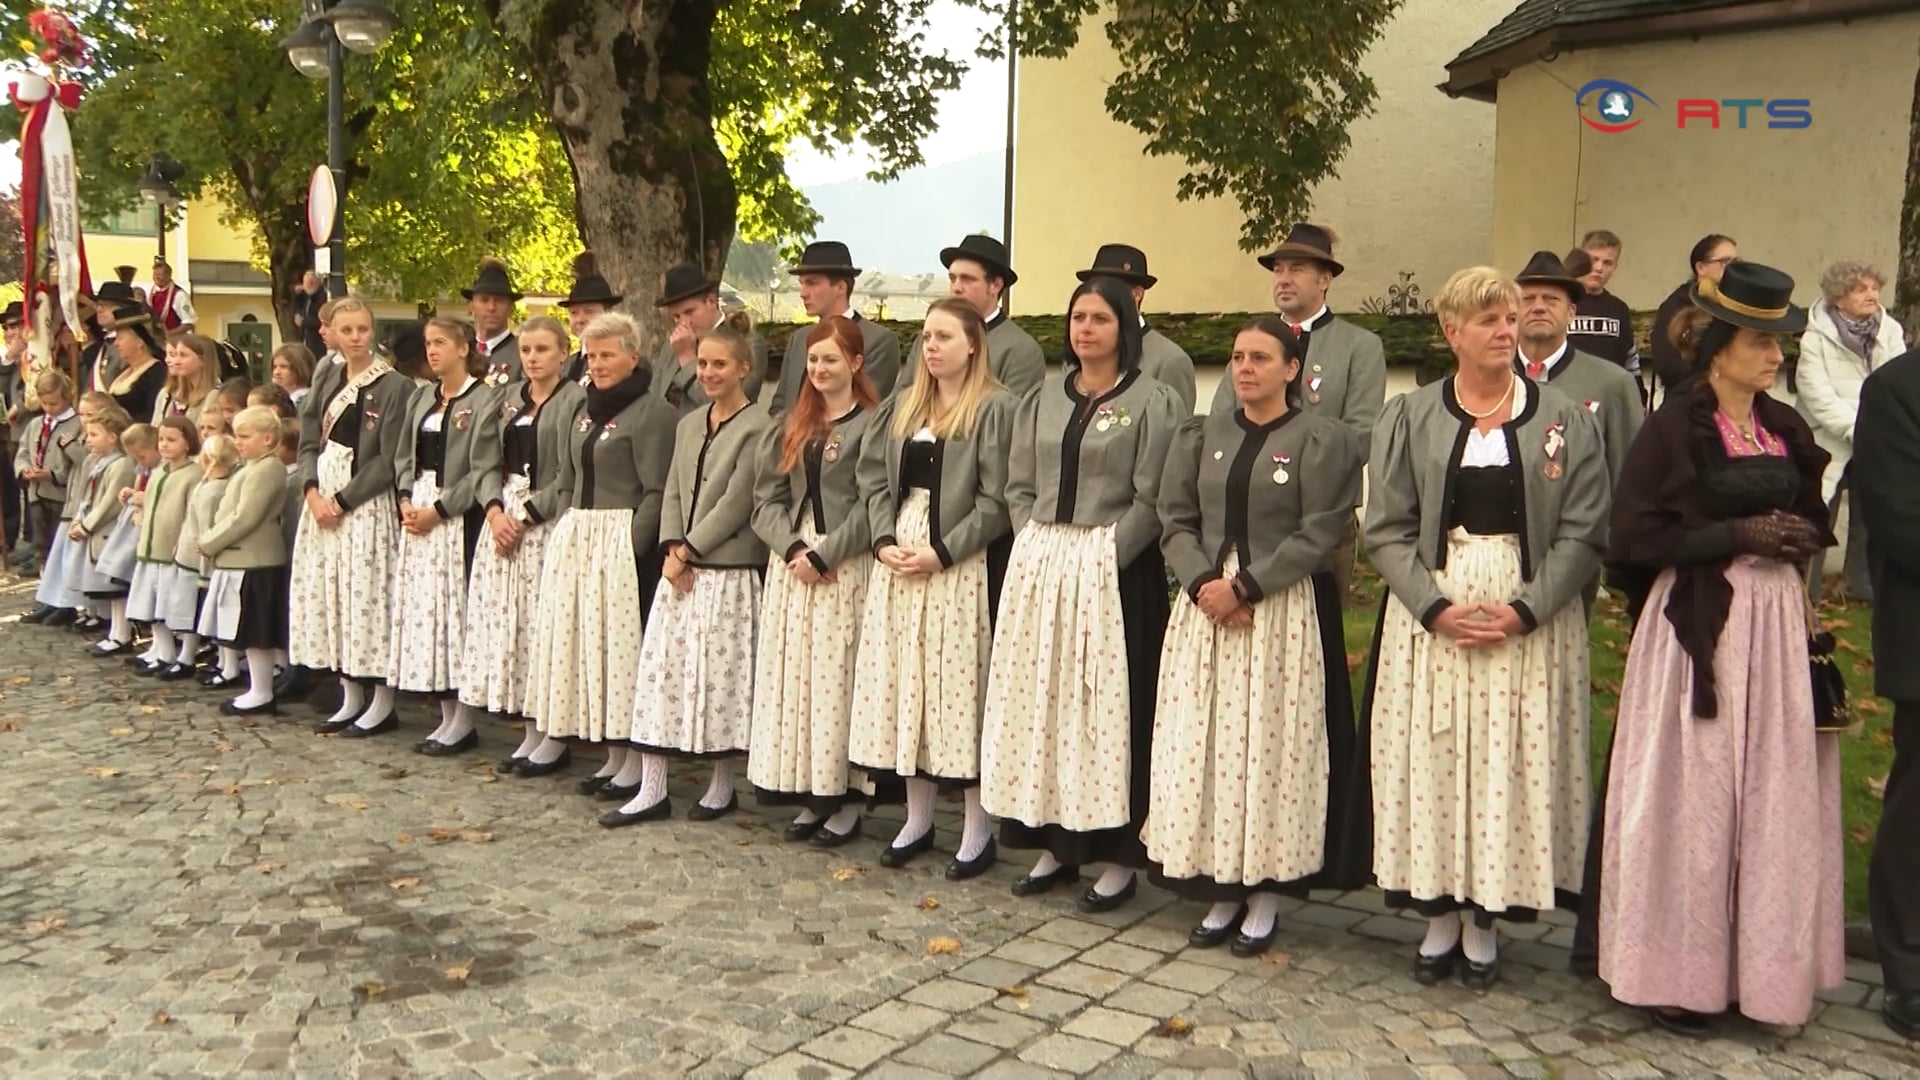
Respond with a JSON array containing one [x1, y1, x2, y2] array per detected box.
[[153, 333, 221, 424], [848, 299, 1017, 876], [289, 298, 416, 735], [1364, 267, 1608, 990]]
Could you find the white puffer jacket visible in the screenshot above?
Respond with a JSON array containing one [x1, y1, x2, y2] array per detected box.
[[1797, 299, 1906, 501]]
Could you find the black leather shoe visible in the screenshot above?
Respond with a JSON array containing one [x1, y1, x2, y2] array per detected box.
[[1412, 945, 1460, 986], [131, 659, 164, 677], [200, 669, 241, 689], [1011, 864, 1081, 897], [944, 838, 998, 881], [220, 697, 278, 717], [598, 798, 671, 828], [784, 818, 824, 843], [516, 748, 571, 778], [1648, 1007, 1712, 1039], [878, 830, 935, 868], [313, 716, 356, 735], [340, 714, 399, 739], [19, 605, 51, 624], [1075, 875, 1137, 914], [156, 661, 195, 682], [687, 794, 738, 822], [495, 754, 527, 775], [809, 818, 863, 848], [420, 730, 479, 757], [1188, 909, 1245, 950], [1460, 956, 1499, 991], [42, 607, 76, 627], [1883, 990, 1920, 1041], [595, 780, 641, 802], [88, 639, 129, 658], [576, 774, 612, 796], [1229, 924, 1280, 958]]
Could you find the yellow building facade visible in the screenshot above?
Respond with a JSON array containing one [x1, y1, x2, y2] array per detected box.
[[1008, 0, 1516, 317]]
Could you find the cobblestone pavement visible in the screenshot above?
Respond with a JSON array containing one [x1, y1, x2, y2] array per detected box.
[[1, 591, 1916, 1079]]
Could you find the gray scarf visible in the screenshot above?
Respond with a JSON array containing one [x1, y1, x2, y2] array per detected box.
[[1833, 306, 1881, 361]]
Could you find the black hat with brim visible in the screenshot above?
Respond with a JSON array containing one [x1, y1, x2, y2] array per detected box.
[[92, 281, 138, 308], [654, 263, 720, 307], [461, 260, 524, 302], [1075, 243, 1155, 288], [1515, 250, 1584, 304], [1689, 260, 1807, 333], [106, 302, 157, 331], [1257, 223, 1344, 277], [789, 240, 861, 277], [939, 234, 1017, 288], [1, 300, 22, 327]]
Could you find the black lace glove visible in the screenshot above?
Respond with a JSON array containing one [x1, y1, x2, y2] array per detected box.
[[1729, 511, 1821, 562]]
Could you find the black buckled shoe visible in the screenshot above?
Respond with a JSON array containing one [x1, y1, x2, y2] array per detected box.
[[576, 773, 613, 796], [878, 830, 935, 868], [156, 661, 195, 682], [944, 839, 998, 881], [88, 639, 129, 658], [809, 818, 863, 848], [516, 748, 571, 778], [687, 794, 738, 822], [200, 669, 241, 689], [1412, 945, 1460, 986], [339, 714, 399, 739], [598, 798, 671, 828], [1460, 956, 1499, 992], [313, 716, 356, 735], [220, 697, 278, 717], [1011, 864, 1080, 897], [1075, 874, 1137, 914], [420, 730, 479, 757], [1188, 908, 1245, 950], [595, 780, 641, 802], [130, 658, 164, 678], [495, 754, 527, 775], [784, 817, 824, 843], [1229, 924, 1280, 958], [1648, 1007, 1713, 1039]]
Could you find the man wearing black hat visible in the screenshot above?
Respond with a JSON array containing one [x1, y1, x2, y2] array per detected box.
[[651, 261, 770, 409], [768, 241, 900, 415], [149, 257, 196, 333], [1211, 224, 1384, 596], [559, 252, 624, 385], [1853, 342, 1920, 1042], [897, 234, 1044, 398], [1514, 251, 1643, 494], [1076, 243, 1195, 412], [463, 256, 522, 383]]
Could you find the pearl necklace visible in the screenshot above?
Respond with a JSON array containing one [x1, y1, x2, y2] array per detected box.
[[1458, 375, 1515, 420]]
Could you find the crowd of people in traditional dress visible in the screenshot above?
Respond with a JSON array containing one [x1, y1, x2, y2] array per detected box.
[[2, 224, 1917, 1043]]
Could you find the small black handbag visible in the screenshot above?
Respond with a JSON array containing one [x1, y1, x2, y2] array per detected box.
[[1805, 590, 1853, 733]]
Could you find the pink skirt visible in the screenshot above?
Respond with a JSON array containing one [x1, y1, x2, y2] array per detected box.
[[1598, 556, 1844, 1025]]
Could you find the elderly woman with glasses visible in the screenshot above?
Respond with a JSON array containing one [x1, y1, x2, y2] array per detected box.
[[1797, 257, 1906, 604]]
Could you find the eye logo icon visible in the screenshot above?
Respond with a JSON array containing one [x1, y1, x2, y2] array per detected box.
[[1576, 79, 1658, 133]]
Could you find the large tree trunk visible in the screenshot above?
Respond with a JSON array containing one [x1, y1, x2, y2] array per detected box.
[[499, 0, 736, 354], [228, 154, 315, 345], [1898, 45, 1920, 335]]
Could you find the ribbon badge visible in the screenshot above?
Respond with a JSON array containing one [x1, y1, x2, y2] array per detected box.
[[452, 407, 473, 432], [823, 429, 844, 464], [1543, 421, 1566, 480], [1271, 452, 1292, 486], [576, 416, 593, 434], [1093, 404, 1132, 433], [599, 419, 618, 442], [1584, 400, 1601, 415]]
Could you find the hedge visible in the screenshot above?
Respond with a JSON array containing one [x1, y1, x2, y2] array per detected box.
[[756, 311, 1802, 386]]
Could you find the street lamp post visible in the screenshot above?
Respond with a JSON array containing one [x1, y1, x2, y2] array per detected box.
[[137, 153, 185, 262], [279, 0, 399, 300]]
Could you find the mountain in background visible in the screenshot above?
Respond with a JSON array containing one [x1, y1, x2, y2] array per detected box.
[[798, 152, 1006, 274]]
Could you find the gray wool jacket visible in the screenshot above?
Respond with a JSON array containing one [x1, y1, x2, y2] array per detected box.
[[770, 314, 901, 415], [662, 401, 774, 568], [297, 361, 417, 513], [752, 404, 875, 574], [1008, 369, 1183, 567], [1141, 327, 1197, 415], [199, 457, 288, 570], [1516, 344, 1644, 491], [652, 329, 772, 414], [1159, 409, 1362, 602], [393, 377, 494, 521], [1210, 313, 1388, 457], [566, 388, 679, 557], [1364, 377, 1610, 631], [857, 390, 1018, 567], [897, 313, 1048, 400], [472, 378, 588, 526], [14, 410, 86, 506]]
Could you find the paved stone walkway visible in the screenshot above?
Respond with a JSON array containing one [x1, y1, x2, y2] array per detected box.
[[0, 589, 1915, 1079]]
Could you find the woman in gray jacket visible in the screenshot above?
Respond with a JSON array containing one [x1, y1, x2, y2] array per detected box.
[[526, 313, 677, 799], [607, 314, 772, 827], [460, 317, 585, 777], [848, 299, 1017, 877], [388, 316, 493, 750], [981, 277, 1182, 912]]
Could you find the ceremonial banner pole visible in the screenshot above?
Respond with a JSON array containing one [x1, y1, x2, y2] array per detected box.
[[11, 9, 93, 399]]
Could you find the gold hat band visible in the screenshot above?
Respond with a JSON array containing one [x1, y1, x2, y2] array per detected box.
[[1697, 275, 1789, 321]]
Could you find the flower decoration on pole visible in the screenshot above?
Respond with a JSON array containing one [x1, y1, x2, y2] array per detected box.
[[11, 7, 93, 396]]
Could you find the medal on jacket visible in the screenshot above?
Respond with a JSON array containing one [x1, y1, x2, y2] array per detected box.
[[1307, 373, 1323, 404], [1584, 400, 1601, 415], [1271, 452, 1291, 485], [1543, 421, 1566, 480], [576, 416, 592, 434], [453, 407, 473, 431], [363, 406, 380, 431], [1094, 404, 1131, 432], [823, 430, 844, 463], [600, 419, 618, 441], [486, 363, 509, 387]]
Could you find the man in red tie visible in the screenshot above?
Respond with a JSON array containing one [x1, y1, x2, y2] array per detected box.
[[1513, 250, 1643, 498], [149, 258, 197, 333]]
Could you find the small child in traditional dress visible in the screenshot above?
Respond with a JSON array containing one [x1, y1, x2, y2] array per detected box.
[[215, 378, 251, 427], [19, 372, 88, 624], [58, 393, 118, 636], [125, 418, 203, 677], [196, 408, 290, 715], [182, 435, 239, 687], [99, 423, 160, 657], [69, 407, 137, 656]]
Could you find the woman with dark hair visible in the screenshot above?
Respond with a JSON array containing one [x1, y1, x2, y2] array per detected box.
[[748, 315, 880, 844], [1597, 260, 1842, 1034], [104, 305, 168, 424], [1364, 267, 1608, 991], [1649, 234, 1738, 400], [387, 315, 493, 749], [271, 343, 315, 407], [980, 275, 1182, 912], [1145, 316, 1368, 957]]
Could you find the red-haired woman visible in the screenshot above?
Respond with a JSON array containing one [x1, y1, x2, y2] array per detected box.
[[747, 315, 880, 844]]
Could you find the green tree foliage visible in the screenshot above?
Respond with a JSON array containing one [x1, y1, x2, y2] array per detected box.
[[0, 189, 22, 283], [15, 0, 576, 336]]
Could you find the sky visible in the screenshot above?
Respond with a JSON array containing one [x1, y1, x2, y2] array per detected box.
[[1, 1, 1007, 196]]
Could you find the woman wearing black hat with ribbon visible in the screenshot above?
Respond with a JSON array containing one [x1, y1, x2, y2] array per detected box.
[[1595, 260, 1843, 1034], [103, 304, 168, 425]]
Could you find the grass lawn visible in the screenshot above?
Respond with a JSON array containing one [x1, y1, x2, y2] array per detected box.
[[1338, 568, 1891, 917]]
